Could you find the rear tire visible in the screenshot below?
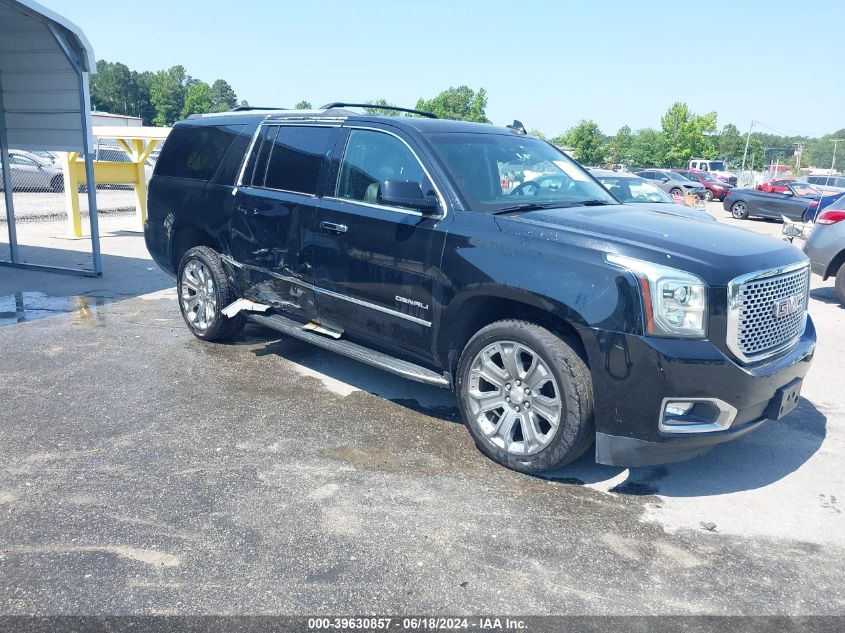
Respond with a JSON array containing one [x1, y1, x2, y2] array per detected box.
[[177, 246, 245, 341], [456, 320, 594, 474], [836, 265, 845, 305], [731, 200, 749, 219]]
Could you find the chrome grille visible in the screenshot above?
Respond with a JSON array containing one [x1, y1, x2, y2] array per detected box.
[[727, 264, 810, 363]]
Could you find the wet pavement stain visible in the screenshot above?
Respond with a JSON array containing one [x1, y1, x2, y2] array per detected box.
[[0, 292, 112, 327]]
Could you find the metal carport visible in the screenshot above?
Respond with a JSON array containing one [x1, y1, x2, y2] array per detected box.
[[0, 0, 101, 276]]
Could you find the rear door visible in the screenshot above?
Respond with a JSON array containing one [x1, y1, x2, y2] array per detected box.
[[229, 123, 339, 319], [311, 124, 450, 362]]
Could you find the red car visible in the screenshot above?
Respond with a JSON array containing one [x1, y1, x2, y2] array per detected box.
[[672, 169, 734, 201], [756, 179, 795, 194]]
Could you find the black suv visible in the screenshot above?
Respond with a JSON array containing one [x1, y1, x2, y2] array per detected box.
[[145, 105, 816, 473]]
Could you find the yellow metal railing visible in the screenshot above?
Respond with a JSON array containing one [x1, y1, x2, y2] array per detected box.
[[61, 126, 171, 237]]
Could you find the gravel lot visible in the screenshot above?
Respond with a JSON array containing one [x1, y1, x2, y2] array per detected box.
[[0, 206, 842, 616]]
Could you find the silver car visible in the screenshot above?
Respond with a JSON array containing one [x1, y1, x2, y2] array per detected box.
[[589, 169, 715, 222], [803, 193, 845, 303], [0, 149, 65, 192], [635, 168, 708, 200]]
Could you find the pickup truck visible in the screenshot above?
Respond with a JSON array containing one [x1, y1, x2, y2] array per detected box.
[[145, 105, 815, 473]]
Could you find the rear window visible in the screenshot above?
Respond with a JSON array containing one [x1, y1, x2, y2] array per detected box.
[[250, 125, 334, 195], [154, 124, 241, 181]]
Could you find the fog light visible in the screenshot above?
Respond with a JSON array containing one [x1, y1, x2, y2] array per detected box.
[[659, 398, 738, 434]]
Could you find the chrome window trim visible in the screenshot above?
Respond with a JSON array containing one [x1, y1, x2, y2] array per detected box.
[[323, 196, 428, 218], [726, 260, 810, 364], [221, 255, 432, 328], [335, 125, 448, 219], [659, 397, 738, 434]]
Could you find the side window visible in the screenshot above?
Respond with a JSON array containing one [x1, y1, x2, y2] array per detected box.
[[10, 155, 34, 166], [212, 124, 250, 185], [263, 126, 334, 194], [337, 129, 428, 208], [640, 171, 654, 180], [154, 125, 239, 181]]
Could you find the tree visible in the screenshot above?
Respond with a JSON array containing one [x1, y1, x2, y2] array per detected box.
[[717, 123, 744, 163], [629, 128, 666, 168], [181, 81, 213, 118], [415, 86, 489, 122], [149, 65, 191, 126], [606, 125, 633, 165], [294, 100, 312, 110], [363, 99, 402, 116], [660, 102, 717, 167], [560, 120, 605, 166], [209, 79, 238, 112]]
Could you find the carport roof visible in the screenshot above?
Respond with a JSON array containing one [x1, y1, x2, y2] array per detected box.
[[0, 0, 96, 151]]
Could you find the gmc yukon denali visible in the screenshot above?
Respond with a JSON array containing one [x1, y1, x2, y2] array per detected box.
[[144, 104, 816, 473]]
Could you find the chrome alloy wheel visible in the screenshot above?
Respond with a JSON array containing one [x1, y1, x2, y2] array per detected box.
[[732, 201, 748, 218], [180, 259, 217, 331], [466, 340, 563, 456]]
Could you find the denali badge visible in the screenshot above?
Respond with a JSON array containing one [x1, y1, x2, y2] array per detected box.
[[396, 296, 429, 310], [773, 294, 802, 318]]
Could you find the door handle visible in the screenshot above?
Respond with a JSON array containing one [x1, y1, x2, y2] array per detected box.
[[320, 221, 348, 234]]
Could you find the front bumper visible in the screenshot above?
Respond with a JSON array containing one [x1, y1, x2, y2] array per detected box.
[[581, 318, 816, 467]]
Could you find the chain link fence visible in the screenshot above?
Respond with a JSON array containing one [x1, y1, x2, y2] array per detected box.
[[0, 148, 140, 227]]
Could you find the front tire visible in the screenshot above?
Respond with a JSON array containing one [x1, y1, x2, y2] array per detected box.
[[670, 187, 683, 199], [731, 200, 749, 219], [704, 190, 714, 202], [456, 320, 594, 474], [177, 246, 245, 341], [50, 175, 64, 192]]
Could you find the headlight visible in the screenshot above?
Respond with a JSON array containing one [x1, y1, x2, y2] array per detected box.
[[607, 254, 708, 338]]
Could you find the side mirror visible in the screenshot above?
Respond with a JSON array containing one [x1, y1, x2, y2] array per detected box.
[[378, 180, 439, 213], [661, 176, 670, 183], [782, 189, 794, 196]]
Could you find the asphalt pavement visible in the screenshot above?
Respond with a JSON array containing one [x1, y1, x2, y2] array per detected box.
[[0, 206, 843, 615]]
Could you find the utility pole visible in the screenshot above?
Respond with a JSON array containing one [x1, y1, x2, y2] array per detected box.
[[741, 120, 757, 174], [829, 139, 842, 185], [794, 142, 804, 173]]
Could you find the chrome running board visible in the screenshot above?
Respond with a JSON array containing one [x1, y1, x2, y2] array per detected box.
[[248, 312, 451, 388]]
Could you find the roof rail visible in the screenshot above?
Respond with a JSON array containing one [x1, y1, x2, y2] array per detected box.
[[231, 105, 286, 112], [320, 102, 438, 119]]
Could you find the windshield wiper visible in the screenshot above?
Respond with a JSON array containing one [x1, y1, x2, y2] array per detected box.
[[492, 202, 561, 215], [580, 199, 613, 206]]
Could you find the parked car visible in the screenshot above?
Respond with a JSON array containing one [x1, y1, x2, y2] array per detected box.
[[688, 159, 737, 185], [803, 194, 845, 303], [757, 179, 796, 194], [145, 106, 815, 473], [0, 149, 65, 192], [589, 169, 714, 221], [635, 169, 708, 200], [673, 169, 734, 201], [805, 174, 845, 190], [724, 182, 837, 221]]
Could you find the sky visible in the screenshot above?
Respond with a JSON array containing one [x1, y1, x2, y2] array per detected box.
[[44, 0, 844, 138]]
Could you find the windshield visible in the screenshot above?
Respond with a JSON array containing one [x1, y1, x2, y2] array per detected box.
[[596, 176, 674, 204], [708, 161, 726, 171], [829, 193, 845, 210], [791, 184, 819, 197], [427, 133, 616, 212]]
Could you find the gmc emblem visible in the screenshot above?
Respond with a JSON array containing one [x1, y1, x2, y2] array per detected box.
[[773, 294, 802, 318]]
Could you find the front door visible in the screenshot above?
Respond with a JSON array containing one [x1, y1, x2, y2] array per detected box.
[[311, 126, 450, 363], [229, 123, 338, 319]]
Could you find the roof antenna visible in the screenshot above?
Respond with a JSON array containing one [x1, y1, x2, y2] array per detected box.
[[507, 120, 526, 135]]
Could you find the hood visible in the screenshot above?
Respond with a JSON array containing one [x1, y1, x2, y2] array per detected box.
[[494, 204, 806, 285], [633, 202, 715, 222]]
